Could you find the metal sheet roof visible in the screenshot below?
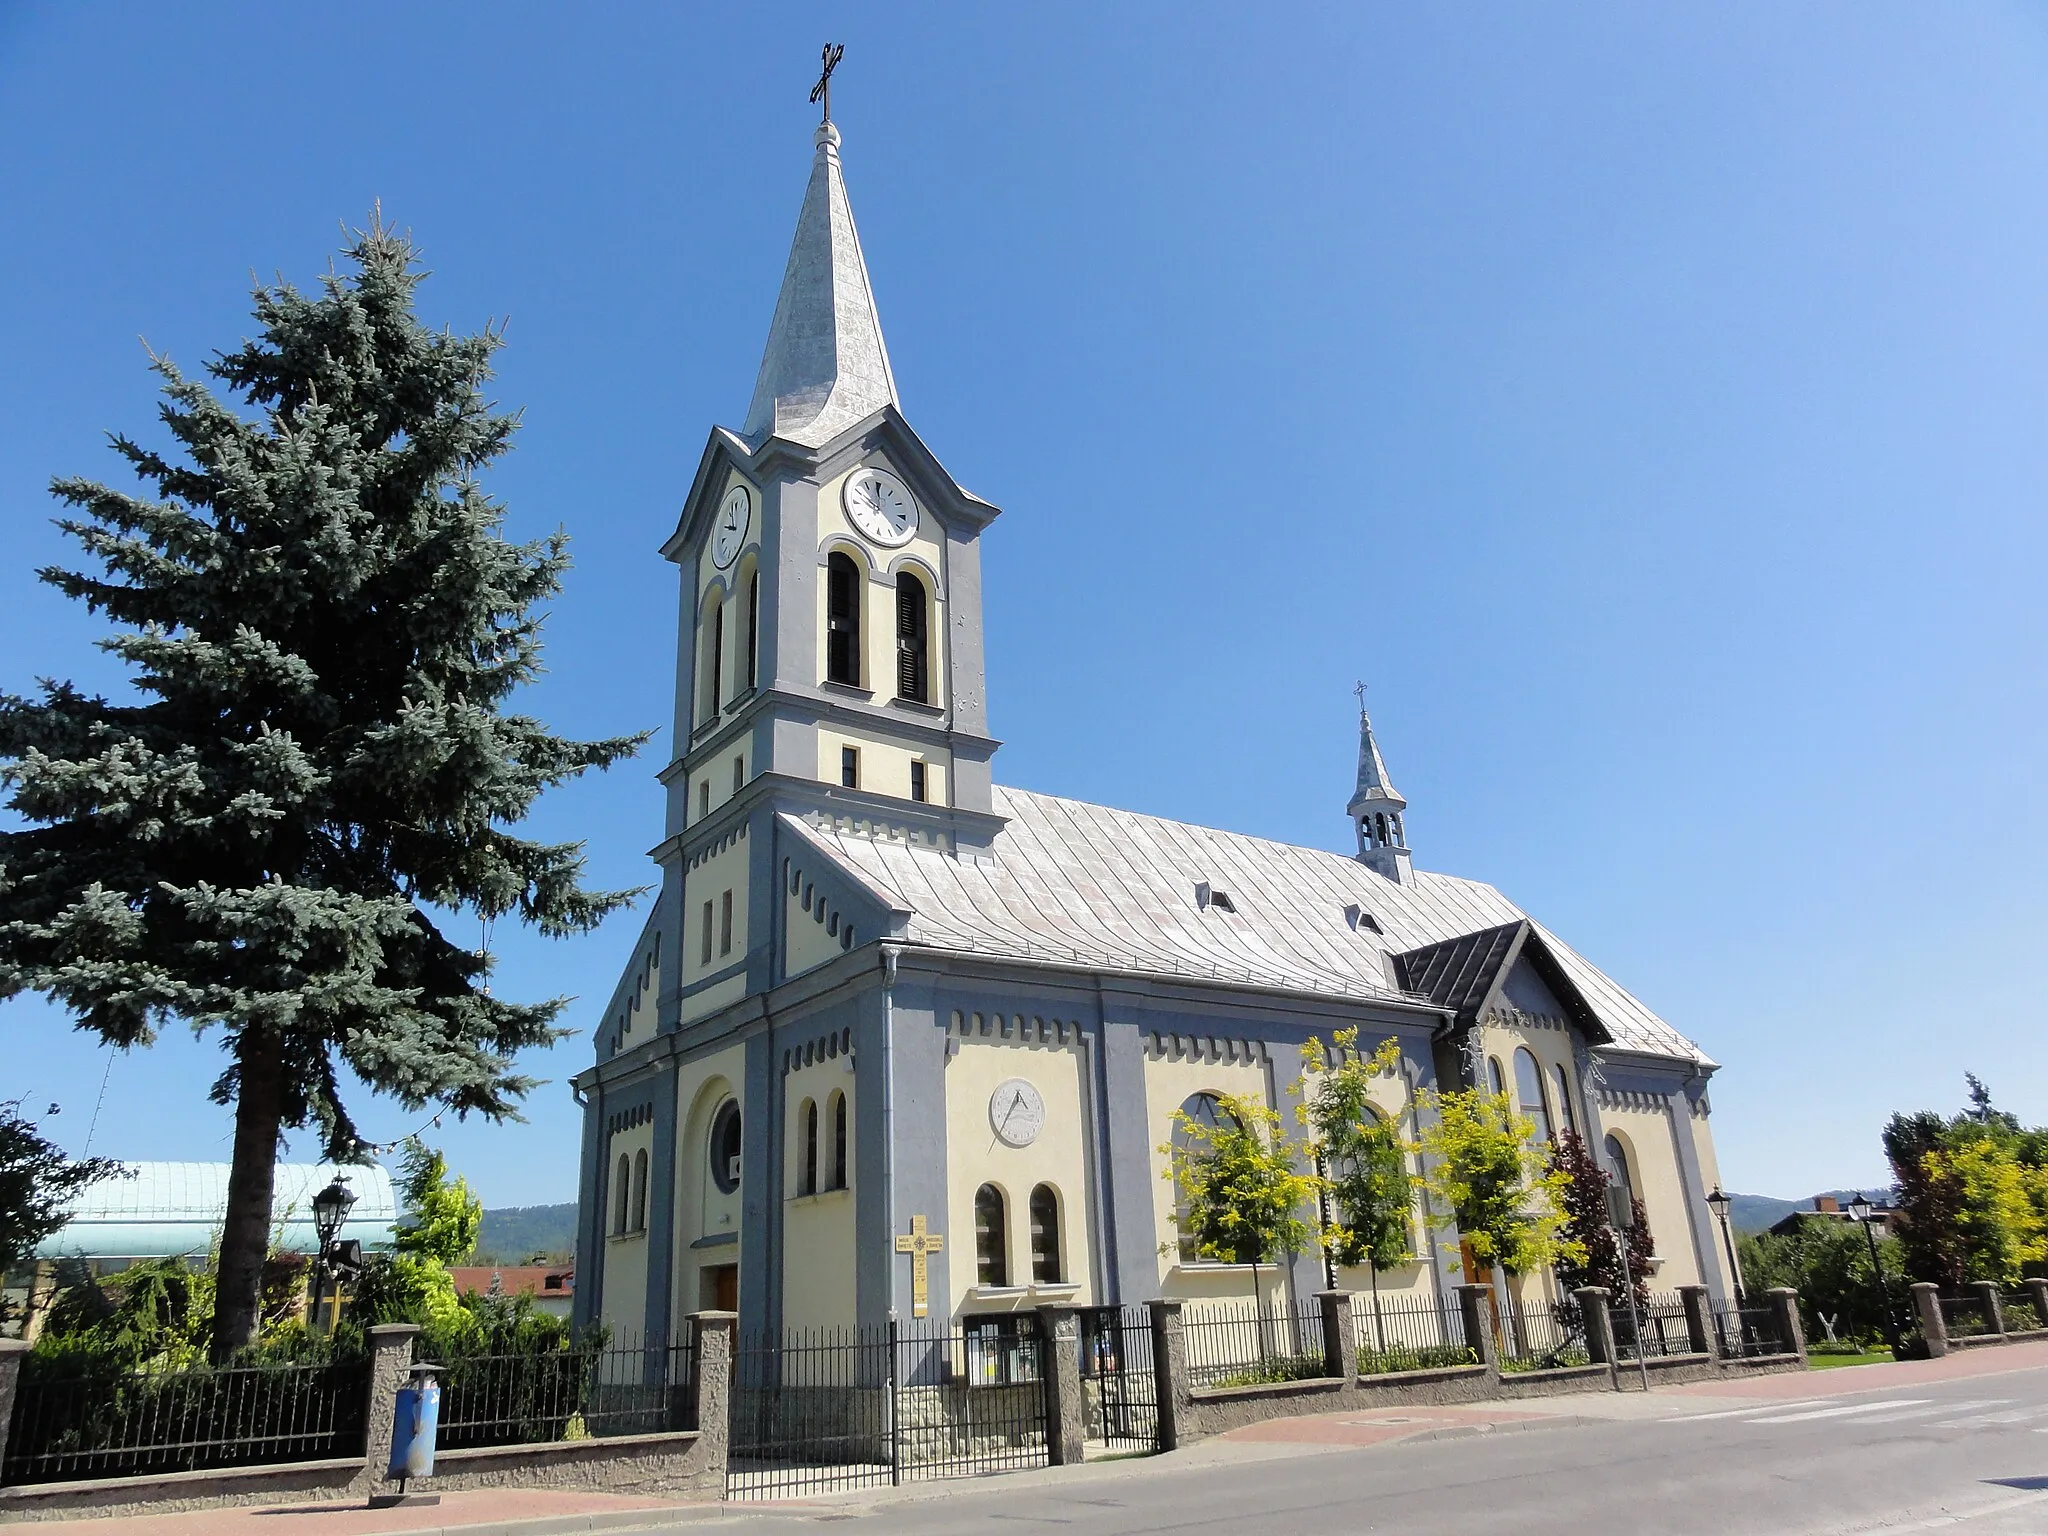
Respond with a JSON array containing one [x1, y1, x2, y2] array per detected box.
[[34, 1161, 399, 1261], [787, 786, 1711, 1067]]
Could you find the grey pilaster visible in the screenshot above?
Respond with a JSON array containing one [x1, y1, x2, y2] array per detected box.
[[358, 1324, 420, 1489], [1097, 1008, 1160, 1305], [1148, 1299, 1190, 1453], [572, 1092, 606, 1332], [642, 1064, 679, 1343], [737, 1029, 779, 1339], [1318, 1291, 1358, 1380], [884, 974, 951, 1319], [1036, 1306, 1086, 1465], [1912, 1282, 1948, 1357]]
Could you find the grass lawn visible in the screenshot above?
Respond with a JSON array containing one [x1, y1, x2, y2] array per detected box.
[[1807, 1347, 1898, 1370]]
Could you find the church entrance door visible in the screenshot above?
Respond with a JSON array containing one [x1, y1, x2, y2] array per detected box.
[[701, 1263, 738, 1313]]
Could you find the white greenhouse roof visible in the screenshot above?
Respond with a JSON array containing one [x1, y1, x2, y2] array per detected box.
[[34, 1161, 398, 1261]]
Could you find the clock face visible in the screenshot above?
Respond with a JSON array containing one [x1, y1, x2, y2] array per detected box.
[[712, 484, 751, 570], [843, 466, 918, 548], [990, 1078, 1046, 1149]]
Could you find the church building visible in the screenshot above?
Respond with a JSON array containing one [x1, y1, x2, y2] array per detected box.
[[570, 114, 1734, 1344]]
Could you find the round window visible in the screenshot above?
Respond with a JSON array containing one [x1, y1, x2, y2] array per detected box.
[[710, 1100, 743, 1194]]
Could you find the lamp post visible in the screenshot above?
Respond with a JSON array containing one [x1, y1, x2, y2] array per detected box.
[[1849, 1192, 1900, 1354], [310, 1177, 357, 1333], [1705, 1187, 1743, 1306]]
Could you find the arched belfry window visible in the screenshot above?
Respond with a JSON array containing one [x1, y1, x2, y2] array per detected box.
[[974, 1184, 1009, 1286], [632, 1148, 649, 1232], [895, 571, 929, 704], [1514, 1048, 1553, 1143], [829, 1091, 848, 1190], [826, 552, 861, 686], [614, 1153, 631, 1236], [801, 1098, 819, 1196], [1029, 1185, 1062, 1283], [701, 592, 725, 722]]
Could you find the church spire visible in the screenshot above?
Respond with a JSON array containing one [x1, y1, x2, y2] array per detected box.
[[1347, 686, 1413, 885], [742, 109, 899, 450]]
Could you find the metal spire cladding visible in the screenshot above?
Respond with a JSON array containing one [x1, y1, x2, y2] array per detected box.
[[742, 119, 899, 450]]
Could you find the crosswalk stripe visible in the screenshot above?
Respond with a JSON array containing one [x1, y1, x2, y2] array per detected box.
[[1664, 1400, 1830, 1422], [1745, 1398, 1933, 1424], [1926, 1407, 2034, 1428], [1849, 1398, 2005, 1425]]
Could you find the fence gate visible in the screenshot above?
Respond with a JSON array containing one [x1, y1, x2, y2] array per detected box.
[[726, 1315, 1051, 1500], [1079, 1305, 1158, 1453]]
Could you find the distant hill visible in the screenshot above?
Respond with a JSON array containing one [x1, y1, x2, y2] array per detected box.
[[1730, 1189, 1890, 1234], [474, 1203, 577, 1264]]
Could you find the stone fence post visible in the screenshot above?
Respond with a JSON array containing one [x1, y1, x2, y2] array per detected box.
[[1035, 1306, 1085, 1466], [1912, 1283, 1949, 1358], [0, 1337, 26, 1478], [357, 1323, 419, 1490], [1574, 1287, 1619, 1389], [1148, 1299, 1190, 1453], [1765, 1288, 1806, 1362], [1970, 1280, 2005, 1337], [686, 1309, 734, 1475], [1456, 1284, 1499, 1373], [2027, 1278, 2048, 1329], [1677, 1285, 1713, 1357], [1317, 1292, 1357, 1381]]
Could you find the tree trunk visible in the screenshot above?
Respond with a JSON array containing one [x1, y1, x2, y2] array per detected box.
[[213, 1029, 284, 1360]]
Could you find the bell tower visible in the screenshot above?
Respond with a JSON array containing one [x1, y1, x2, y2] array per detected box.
[[1349, 687, 1412, 885]]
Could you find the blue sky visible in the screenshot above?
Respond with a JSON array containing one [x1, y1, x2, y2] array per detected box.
[[4, 4, 2045, 1208]]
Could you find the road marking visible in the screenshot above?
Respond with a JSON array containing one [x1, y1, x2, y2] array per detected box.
[[1745, 1397, 1934, 1424], [1664, 1399, 1830, 1422], [1926, 1406, 2034, 1428]]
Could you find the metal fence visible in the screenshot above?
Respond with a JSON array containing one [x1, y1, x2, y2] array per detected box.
[[725, 1314, 1049, 1500], [436, 1330, 695, 1450], [1, 1354, 368, 1485], [1495, 1297, 1588, 1372], [1712, 1304, 1784, 1359], [1613, 1294, 1694, 1361], [1938, 1294, 1994, 1339], [1352, 1293, 1476, 1375], [1180, 1299, 1328, 1389], [2002, 1292, 2044, 1333], [1079, 1305, 1158, 1452]]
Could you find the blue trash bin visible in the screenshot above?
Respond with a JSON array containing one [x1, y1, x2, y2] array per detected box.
[[387, 1364, 442, 1482]]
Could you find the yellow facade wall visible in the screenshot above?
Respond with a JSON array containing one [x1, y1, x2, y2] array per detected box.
[[781, 1058, 858, 1331], [599, 1119, 653, 1336], [1597, 1099, 1704, 1290], [784, 871, 855, 979], [942, 1023, 1095, 1318], [1140, 1046, 1279, 1312], [670, 1047, 747, 1331], [680, 830, 750, 1027], [814, 725, 949, 807]]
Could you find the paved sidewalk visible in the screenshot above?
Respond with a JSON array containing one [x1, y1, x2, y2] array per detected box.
[[7, 1488, 721, 1536]]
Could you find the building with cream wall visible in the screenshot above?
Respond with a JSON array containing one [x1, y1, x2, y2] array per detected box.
[[572, 115, 1734, 1344]]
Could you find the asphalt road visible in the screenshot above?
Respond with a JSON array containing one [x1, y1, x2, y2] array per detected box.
[[680, 1364, 2048, 1535]]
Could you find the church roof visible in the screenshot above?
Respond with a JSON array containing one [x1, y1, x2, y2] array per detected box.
[[742, 122, 899, 449], [785, 787, 1711, 1066]]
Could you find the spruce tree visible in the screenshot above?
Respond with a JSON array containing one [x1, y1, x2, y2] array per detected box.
[[0, 218, 645, 1355]]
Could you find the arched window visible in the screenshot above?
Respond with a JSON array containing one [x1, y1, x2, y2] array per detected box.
[[829, 1091, 848, 1190], [1029, 1185, 1063, 1284], [614, 1153, 631, 1236], [826, 552, 861, 685], [632, 1148, 649, 1232], [744, 567, 760, 692], [1513, 1048, 1553, 1143], [1171, 1092, 1232, 1262], [710, 1100, 743, 1194], [974, 1184, 1008, 1286], [1486, 1057, 1507, 1098], [703, 592, 725, 720], [1552, 1063, 1578, 1136], [1605, 1134, 1636, 1206], [895, 571, 929, 704], [800, 1098, 819, 1195]]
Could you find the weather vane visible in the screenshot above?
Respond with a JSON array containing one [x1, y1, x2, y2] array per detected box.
[[810, 42, 845, 125]]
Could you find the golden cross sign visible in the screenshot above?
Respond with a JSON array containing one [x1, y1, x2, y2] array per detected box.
[[894, 1213, 944, 1317]]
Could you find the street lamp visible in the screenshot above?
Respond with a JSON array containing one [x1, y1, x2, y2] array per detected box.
[[1848, 1192, 1900, 1353], [1705, 1187, 1744, 1306], [310, 1177, 357, 1333]]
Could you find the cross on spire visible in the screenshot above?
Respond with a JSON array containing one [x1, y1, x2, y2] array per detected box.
[[1354, 679, 1368, 711], [810, 42, 845, 124]]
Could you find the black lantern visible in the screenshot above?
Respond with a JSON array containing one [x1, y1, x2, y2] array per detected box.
[[1848, 1192, 1873, 1224], [1705, 1186, 1744, 1305], [312, 1176, 357, 1258]]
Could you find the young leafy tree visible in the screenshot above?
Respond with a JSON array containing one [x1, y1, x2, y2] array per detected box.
[[1884, 1109, 1971, 1289], [0, 219, 645, 1355], [1297, 1030, 1414, 1284], [1413, 1081, 1578, 1280], [392, 1138, 484, 1266], [0, 1099, 123, 1275], [1548, 1128, 1651, 1312], [1160, 1091, 1319, 1306]]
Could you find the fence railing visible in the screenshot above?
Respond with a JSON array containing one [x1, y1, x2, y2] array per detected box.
[[1351, 1293, 1476, 1375], [1, 1354, 368, 1485], [725, 1314, 1049, 1501], [2001, 1293, 2044, 1333], [1180, 1299, 1327, 1389], [436, 1330, 694, 1450], [1712, 1305, 1783, 1359], [1613, 1294, 1694, 1361], [1079, 1305, 1158, 1451], [1495, 1297, 1589, 1372], [1937, 1294, 1994, 1338]]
